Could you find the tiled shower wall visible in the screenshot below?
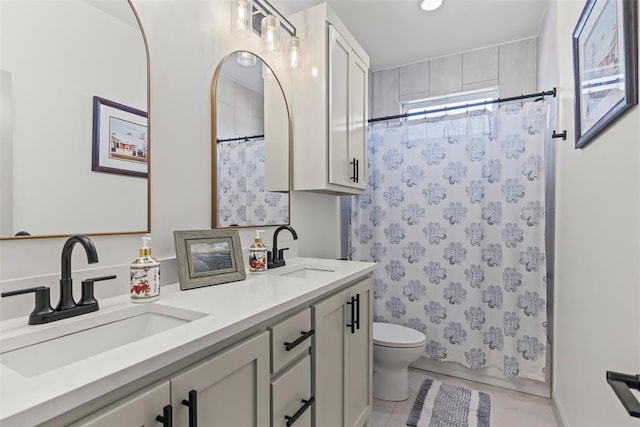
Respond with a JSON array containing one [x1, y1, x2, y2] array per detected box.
[[369, 37, 538, 120]]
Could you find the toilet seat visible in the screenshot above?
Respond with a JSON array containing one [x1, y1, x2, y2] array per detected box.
[[373, 323, 427, 348]]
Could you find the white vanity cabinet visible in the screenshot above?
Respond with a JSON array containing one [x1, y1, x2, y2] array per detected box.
[[290, 4, 369, 195], [313, 277, 372, 427], [170, 331, 270, 427], [71, 332, 270, 427], [69, 381, 171, 427]]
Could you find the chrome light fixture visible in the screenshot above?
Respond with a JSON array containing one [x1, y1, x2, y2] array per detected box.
[[230, 0, 253, 39], [237, 51, 257, 66]]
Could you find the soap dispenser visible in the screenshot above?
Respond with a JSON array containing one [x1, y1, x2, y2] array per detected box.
[[130, 237, 160, 302], [248, 230, 267, 274]]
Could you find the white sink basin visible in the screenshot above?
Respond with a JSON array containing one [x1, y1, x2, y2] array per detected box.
[[270, 264, 338, 279], [0, 304, 206, 377]]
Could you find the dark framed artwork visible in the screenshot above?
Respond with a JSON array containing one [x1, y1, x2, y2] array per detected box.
[[173, 229, 246, 290], [572, 0, 638, 149], [92, 96, 148, 177]]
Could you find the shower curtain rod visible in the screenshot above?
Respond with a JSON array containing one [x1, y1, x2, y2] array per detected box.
[[367, 87, 557, 124], [216, 134, 264, 143]]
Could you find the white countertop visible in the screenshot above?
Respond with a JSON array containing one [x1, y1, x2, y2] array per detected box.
[[0, 257, 376, 426]]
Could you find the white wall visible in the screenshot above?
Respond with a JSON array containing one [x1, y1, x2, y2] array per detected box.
[[0, 0, 340, 320], [552, 1, 640, 426]]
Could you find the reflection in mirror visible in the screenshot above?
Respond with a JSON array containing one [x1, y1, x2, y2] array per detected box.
[[212, 51, 290, 228], [0, 0, 149, 239]]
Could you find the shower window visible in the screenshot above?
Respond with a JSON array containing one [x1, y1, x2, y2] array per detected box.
[[401, 87, 499, 120]]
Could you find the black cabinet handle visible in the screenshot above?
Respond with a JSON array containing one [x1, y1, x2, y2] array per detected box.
[[182, 390, 198, 427], [284, 329, 315, 351], [156, 404, 173, 427], [285, 397, 315, 427], [355, 159, 359, 183], [350, 158, 357, 182], [354, 293, 360, 330], [346, 296, 355, 334], [607, 371, 640, 418]]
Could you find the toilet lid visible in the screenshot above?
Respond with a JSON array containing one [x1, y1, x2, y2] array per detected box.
[[373, 322, 427, 348]]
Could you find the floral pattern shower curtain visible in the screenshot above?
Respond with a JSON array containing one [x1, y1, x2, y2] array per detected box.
[[217, 139, 289, 227], [350, 103, 548, 381]]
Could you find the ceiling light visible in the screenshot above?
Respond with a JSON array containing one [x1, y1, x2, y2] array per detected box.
[[420, 0, 442, 11]]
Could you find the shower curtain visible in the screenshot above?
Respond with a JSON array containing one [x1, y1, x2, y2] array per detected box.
[[350, 103, 548, 381], [217, 139, 289, 227]]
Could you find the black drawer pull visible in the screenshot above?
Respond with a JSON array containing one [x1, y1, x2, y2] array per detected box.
[[607, 371, 640, 418], [285, 397, 315, 427], [181, 389, 198, 427], [155, 404, 173, 427], [346, 296, 355, 334], [284, 329, 315, 351]]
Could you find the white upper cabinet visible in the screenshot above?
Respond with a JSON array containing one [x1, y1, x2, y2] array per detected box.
[[290, 4, 369, 194]]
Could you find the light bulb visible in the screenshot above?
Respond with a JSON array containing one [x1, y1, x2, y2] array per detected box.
[[420, 0, 442, 11], [288, 36, 300, 69], [261, 15, 280, 57], [231, 0, 253, 39], [237, 51, 257, 67]]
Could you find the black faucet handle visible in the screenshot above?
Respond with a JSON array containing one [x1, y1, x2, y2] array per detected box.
[[79, 275, 116, 306], [2, 286, 55, 324], [277, 247, 289, 259]]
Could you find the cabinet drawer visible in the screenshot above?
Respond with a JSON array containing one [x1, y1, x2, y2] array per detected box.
[[270, 308, 312, 373], [272, 354, 312, 427]]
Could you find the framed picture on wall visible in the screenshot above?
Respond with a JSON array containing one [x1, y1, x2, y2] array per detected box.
[[173, 229, 246, 290], [572, 0, 638, 149], [92, 96, 148, 177]]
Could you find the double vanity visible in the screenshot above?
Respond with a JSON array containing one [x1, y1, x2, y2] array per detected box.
[[0, 258, 375, 427]]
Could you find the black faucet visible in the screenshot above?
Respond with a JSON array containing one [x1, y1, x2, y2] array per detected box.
[[58, 234, 99, 310], [267, 226, 298, 269], [1, 235, 116, 325]]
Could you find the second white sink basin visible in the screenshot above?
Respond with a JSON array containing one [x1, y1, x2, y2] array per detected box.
[[0, 303, 206, 377], [271, 263, 338, 279]]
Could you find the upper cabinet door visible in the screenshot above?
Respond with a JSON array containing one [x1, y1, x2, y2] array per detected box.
[[349, 55, 368, 191], [328, 25, 352, 188]]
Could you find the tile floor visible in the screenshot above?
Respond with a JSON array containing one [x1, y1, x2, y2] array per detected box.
[[372, 368, 558, 427]]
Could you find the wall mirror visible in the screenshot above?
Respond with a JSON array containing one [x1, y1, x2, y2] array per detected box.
[[0, 0, 149, 239], [212, 51, 290, 228]]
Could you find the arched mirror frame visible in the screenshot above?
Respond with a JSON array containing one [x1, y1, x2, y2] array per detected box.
[[1, 0, 151, 240], [211, 50, 292, 229]]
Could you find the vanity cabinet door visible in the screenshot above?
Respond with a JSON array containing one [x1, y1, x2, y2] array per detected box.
[[312, 278, 372, 427], [69, 380, 170, 427], [347, 278, 373, 427], [170, 331, 270, 427], [313, 288, 349, 427]]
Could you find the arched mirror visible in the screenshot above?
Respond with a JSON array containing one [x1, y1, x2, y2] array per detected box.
[[212, 51, 290, 228], [0, 0, 149, 239]]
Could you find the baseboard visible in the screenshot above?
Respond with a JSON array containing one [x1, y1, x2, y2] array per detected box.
[[411, 356, 551, 398], [552, 394, 569, 427]]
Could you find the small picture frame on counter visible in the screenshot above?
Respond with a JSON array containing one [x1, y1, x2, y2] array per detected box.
[[173, 229, 246, 290]]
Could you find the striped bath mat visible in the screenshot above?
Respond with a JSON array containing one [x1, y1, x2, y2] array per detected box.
[[407, 379, 490, 427]]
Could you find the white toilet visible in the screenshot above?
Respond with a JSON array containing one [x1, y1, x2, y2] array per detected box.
[[373, 322, 427, 401]]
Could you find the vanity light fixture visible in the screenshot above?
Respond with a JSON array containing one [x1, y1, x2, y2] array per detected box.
[[237, 51, 257, 66], [420, 0, 443, 11], [261, 14, 281, 57], [288, 35, 300, 69], [252, 0, 301, 68], [230, 0, 253, 39]]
